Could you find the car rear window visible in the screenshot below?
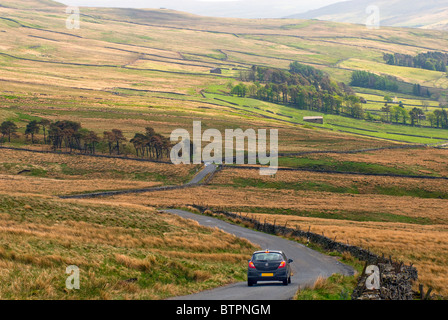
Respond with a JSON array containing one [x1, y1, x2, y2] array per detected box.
[[253, 253, 283, 261]]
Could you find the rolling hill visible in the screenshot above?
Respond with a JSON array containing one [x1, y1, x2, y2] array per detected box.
[[59, 0, 341, 19], [286, 0, 448, 30]]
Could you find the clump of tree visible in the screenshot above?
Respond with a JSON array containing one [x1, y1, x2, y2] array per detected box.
[[234, 62, 364, 119], [239, 62, 344, 95], [130, 127, 171, 160], [1, 119, 54, 145], [25, 120, 40, 144], [426, 109, 448, 128], [389, 105, 409, 124], [409, 107, 425, 126], [230, 83, 247, 97], [0, 120, 18, 143], [0, 119, 171, 159], [383, 52, 448, 72], [232, 64, 448, 128], [412, 83, 431, 97], [47, 120, 104, 154], [350, 70, 399, 92], [103, 129, 126, 155], [48, 120, 82, 152]]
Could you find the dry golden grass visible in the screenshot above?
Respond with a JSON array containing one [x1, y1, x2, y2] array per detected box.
[[0, 148, 193, 178], [213, 168, 448, 197], [114, 254, 156, 272], [0, 174, 161, 196], [0, 193, 257, 299], [305, 148, 448, 177], [311, 276, 329, 291], [109, 184, 448, 224], [0, 149, 198, 195]]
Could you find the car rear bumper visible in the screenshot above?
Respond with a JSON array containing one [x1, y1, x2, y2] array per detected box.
[[248, 269, 288, 281]]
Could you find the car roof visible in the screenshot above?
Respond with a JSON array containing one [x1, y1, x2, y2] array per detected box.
[[253, 250, 284, 254]]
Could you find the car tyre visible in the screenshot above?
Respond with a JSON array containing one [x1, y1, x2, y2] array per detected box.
[[248, 279, 256, 286]]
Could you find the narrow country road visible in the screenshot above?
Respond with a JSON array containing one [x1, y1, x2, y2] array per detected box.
[[165, 209, 355, 300], [186, 162, 217, 185], [59, 163, 217, 199]]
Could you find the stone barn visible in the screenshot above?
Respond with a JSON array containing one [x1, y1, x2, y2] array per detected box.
[[303, 116, 324, 124], [210, 68, 222, 74]]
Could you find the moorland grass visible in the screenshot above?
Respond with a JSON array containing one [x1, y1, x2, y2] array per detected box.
[[0, 194, 257, 299]]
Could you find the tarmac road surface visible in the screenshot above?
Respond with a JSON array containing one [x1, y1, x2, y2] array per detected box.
[[165, 209, 355, 300]]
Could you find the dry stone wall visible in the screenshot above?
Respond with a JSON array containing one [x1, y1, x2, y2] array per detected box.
[[191, 205, 421, 300]]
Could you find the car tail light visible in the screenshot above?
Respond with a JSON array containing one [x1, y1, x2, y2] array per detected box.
[[278, 261, 286, 269], [249, 261, 256, 269]]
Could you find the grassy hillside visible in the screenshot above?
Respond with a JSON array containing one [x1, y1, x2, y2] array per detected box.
[[1, 0, 448, 144], [0, 193, 256, 299], [287, 0, 448, 30]]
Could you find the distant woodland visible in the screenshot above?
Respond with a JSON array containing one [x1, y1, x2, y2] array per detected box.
[[235, 62, 365, 119], [383, 51, 448, 72]]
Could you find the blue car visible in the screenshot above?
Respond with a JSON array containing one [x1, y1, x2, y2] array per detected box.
[[247, 250, 293, 286]]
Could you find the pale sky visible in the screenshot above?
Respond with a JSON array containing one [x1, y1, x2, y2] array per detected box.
[[58, 0, 348, 18]]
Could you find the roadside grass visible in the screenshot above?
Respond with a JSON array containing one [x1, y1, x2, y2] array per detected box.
[[109, 181, 448, 225], [294, 273, 359, 300]]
